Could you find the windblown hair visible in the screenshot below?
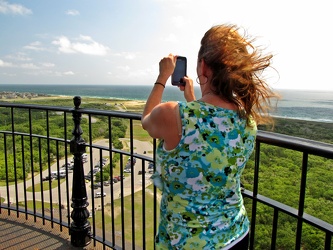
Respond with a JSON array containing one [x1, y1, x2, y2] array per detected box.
[[198, 24, 279, 125]]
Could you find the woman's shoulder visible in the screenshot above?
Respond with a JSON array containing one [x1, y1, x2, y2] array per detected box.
[[181, 100, 239, 115], [158, 101, 179, 111]]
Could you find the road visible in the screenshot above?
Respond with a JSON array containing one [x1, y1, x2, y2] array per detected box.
[[0, 139, 154, 213]]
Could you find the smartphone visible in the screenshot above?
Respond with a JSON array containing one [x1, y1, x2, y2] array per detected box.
[[171, 56, 187, 86]]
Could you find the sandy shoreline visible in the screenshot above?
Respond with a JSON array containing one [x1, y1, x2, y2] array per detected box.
[[0, 92, 147, 112]]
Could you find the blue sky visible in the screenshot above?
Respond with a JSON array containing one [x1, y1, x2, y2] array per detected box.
[[0, 0, 332, 90]]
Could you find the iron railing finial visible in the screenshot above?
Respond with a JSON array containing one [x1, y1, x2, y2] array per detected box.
[[70, 96, 91, 247]]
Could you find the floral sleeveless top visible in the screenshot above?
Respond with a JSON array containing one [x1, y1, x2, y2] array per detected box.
[[152, 101, 257, 249]]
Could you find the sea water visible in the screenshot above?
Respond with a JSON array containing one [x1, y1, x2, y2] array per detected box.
[[1, 84, 332, 123]]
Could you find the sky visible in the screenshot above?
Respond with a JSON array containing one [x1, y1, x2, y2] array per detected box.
[[0, 0, 332, 91]]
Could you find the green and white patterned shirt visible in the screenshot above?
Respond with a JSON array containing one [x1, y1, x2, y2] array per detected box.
[[153, 101, 257, 249]]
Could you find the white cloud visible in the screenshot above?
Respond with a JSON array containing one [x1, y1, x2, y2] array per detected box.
[[124, 53, 136, 60], [41, 62, 55, 68], [1, 72, 16, 76], [113, 52, 137, 60], [24, 41, 45, 51], [116, 65, 130, 72], [111, 65, 156, 81], [63, 71, 74, 75], [0, 59, 14, 67], [162, 33, 178, 43], [171, 16, 189, 28], [6, 52, 32, 61], [0, 59, 54, 70], [21, 63, 39, 69], [0, 0, 32, 15], [66, 9, 80, 16], [52, 35, 110, 56]]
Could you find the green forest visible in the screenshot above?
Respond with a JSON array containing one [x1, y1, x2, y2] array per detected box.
[[0, 100, 127, 181], [0, 97, 332, 250], [245, 118, 333, 249]]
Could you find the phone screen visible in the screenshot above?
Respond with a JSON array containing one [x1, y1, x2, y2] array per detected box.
[[171, 56, 187, 86]]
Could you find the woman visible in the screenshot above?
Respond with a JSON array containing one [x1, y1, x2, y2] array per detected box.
[[141, 24, 277, 249]]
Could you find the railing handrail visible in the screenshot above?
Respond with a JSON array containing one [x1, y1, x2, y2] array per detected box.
[[0, 101, 141, 119], [257, 130, 333, 159]]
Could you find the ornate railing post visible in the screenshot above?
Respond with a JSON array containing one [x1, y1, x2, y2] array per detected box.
[[70, 96, 91, 247]]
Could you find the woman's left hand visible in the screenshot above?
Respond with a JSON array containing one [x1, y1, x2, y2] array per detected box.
[[179, 76, 196, 102], [157, 54, 177, 84]]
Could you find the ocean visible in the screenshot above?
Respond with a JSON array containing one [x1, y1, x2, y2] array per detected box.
[[1, 84, 333, 123]]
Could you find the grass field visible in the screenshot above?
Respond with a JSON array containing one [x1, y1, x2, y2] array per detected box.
[[93, 184, 159, 248], [11, 184, 159, 248], [26, 178, 66, 192]]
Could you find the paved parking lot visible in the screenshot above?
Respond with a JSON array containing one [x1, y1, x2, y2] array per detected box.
[[0, 138, 154, 211]]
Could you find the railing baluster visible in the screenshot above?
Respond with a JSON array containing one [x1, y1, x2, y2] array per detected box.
[[99, 149, 106, 244], [21, 134, 28, 219], [69, 96, 91, 247], [108, 116, 116, 247], [153, 138, 157, 250], [249, 141, 261, 250], [271, 208, 278, 249], [38, 137, 45, 224], [28, 108, 37, 222], [142, 159, 146, 250], [325, 232, 332, 250], [120, 154, 125, 249], [10, 107, 19, 217], [130, 119, 136, 249], [87, 114, 97, 248], [64, 111, 71, 227], [4, 133, 10, 214], [46, 109, 54, 227], [55, 140, 63, 229], [296, 152, 309, 249]]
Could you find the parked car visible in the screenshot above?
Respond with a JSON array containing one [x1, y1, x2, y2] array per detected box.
[[124, 168, 131, 173], [114, 176, 124, 181], [127, 157, 137, 165], [88, 168, 99, 176], [103, 181, 110, 186], [148, 169, 154, 174], [95, 192, 106, 198], [148, 162, 154, 169], [92, 182, 101, 189], [58, 173, 66, 178], [50, 170, 66, 179], [125, 161, 131, 169], [61, 163, 71, 169], [42, 176, 53, 181]]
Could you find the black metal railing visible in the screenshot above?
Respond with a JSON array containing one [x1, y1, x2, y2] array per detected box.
[[0, 97, 332, 250]]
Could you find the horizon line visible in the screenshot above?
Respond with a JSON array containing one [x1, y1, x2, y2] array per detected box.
[[1, 83, 333, 92]]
